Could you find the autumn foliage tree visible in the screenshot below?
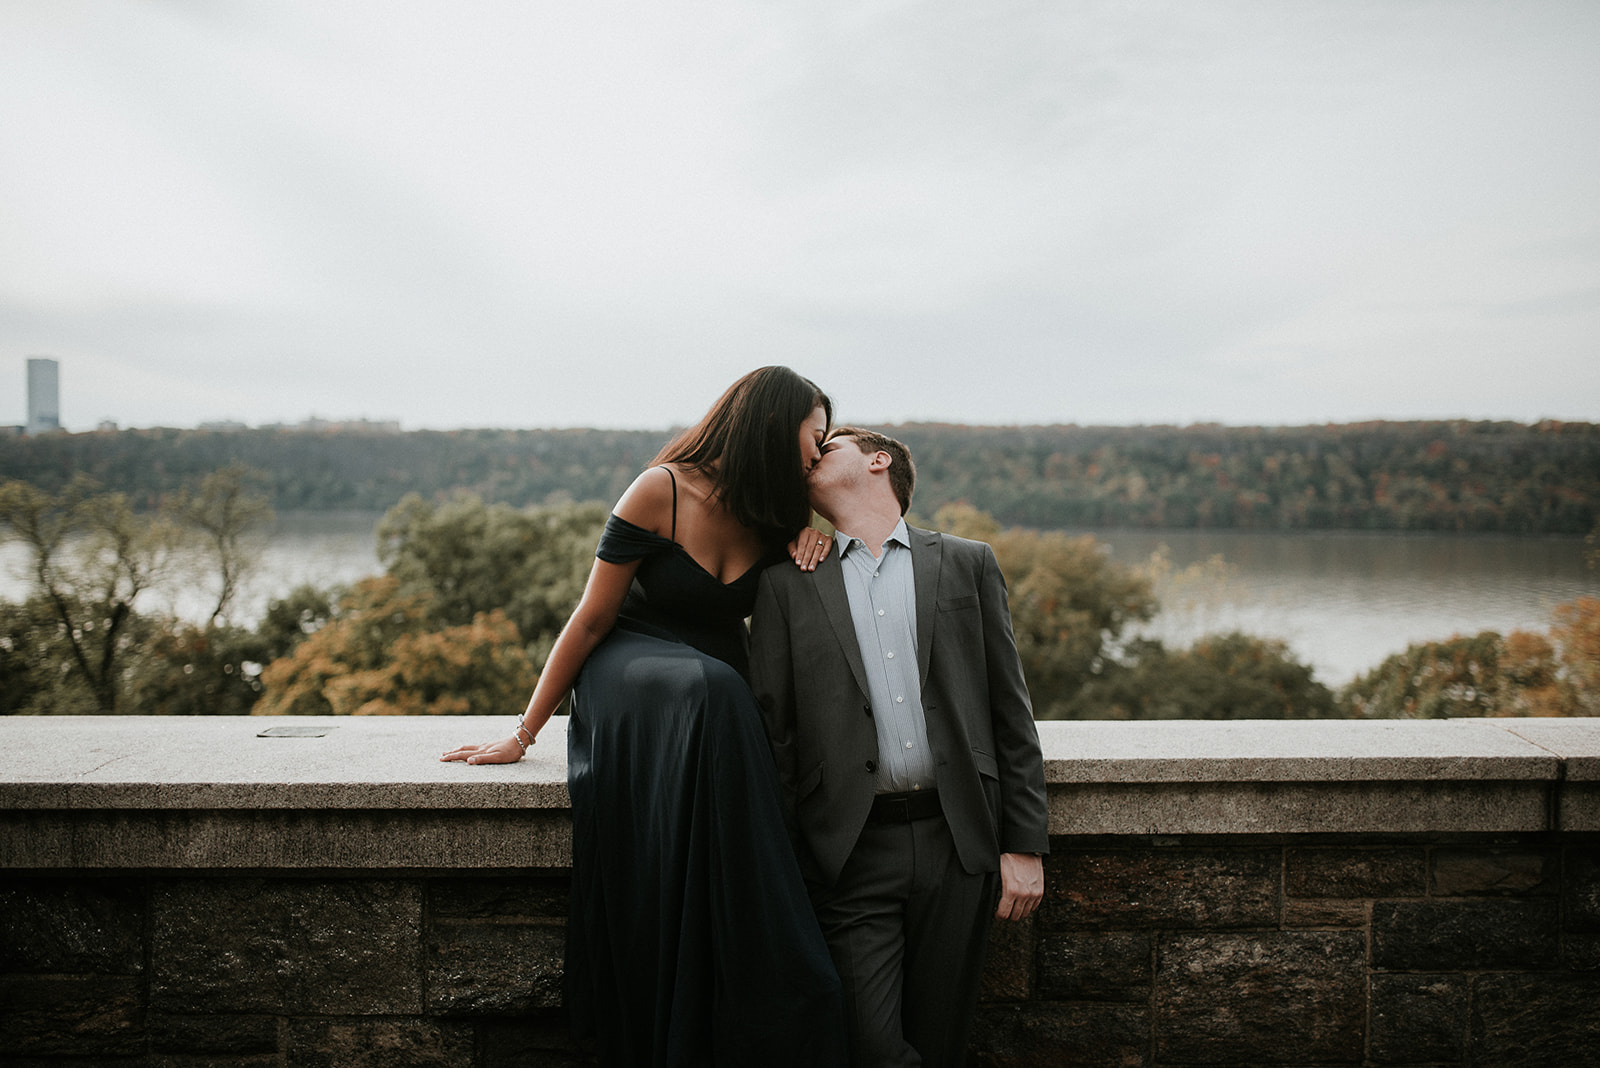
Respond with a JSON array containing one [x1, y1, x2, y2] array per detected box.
[[255, 495, 605, 716], [1341, 597, 1600, 718], [254, 576, 537, 716], [1549, 596, 1600, 715]]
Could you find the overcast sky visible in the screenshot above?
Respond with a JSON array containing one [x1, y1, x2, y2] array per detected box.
[[3, 1, 1597, 432]]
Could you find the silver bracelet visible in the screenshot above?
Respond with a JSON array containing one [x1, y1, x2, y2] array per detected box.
[[514, 721, 534, 753]]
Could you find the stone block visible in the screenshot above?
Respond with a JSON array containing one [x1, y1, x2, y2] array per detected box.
[[979, 913, 1034, 1002], [145, 1058, 283, 1068], [969, 1002, 1147, 1067], [426, 921, 566, 1014], [285, 1018, 474, 1068], [1284, 846, 1424, 898], [481, 1017, 595, 1068], [1036, 931, 1151, 1002], [1049, 779, 1549, 835], [1040, 848, 1277, 931], [1372, 900, 1559, 971], [1, 808, 575, 870], [1564, 846, 1600, 932], [151, 877, 423, 1015], [0, 876, 145, 974], [1154, 931, 1364, 1064], [148, 1013, 280, 1054], [429, 876, 569, 919], [1561, 781, 1600, 830], [0, 974, 144, 1056], [1564, 934, 1600, 971], [1469, 972, 1600, 1067], [1430, 847, 1557, 895], [1368, 974, 1466, 1064], [1282, 899, 1369, 928], [145, 1057, 283, 1068]]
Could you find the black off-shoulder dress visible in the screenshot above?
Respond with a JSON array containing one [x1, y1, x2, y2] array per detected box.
[[564, 477, 845, 1067]]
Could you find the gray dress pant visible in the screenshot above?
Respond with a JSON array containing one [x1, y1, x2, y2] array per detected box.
[[807, 813, 1000, 1068]]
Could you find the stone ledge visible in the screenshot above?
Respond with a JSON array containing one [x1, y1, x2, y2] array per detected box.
[[1039, 718, 1575, 782], [2, 717, 1598, 869], [0, 716, 572, 810]]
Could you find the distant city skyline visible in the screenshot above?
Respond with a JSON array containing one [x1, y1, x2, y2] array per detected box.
[[3, 2, 1598, 432], [24, 357, 60, 435]]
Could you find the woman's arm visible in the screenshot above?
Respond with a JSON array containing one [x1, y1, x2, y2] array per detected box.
[[440, 469, 671, 764]]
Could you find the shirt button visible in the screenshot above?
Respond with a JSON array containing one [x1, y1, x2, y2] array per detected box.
[[886, 652, 894, 659], [904, 741, 914, 749], [877, 609, 885, 617], [895, 695, 904, 703]]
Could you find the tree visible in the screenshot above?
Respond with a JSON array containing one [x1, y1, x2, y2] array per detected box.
[[1340, 629, 1578, 718], [376, 493, 607, 662], [0, 476, 182, 712], [1550, 597, 1600, 714], [0, 594, 132, 716], [120, 621, 270, 717], [1, 471, 276, 715], [254, 576, 537, 716], [256, 583, 338, 664], [1063, 632, 1337, 720], [171, 462, 274, 626]]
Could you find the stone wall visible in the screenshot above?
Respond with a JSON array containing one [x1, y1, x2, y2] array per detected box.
[[974, 833, 1600, 1066], [3, 716, 1598, 1066]]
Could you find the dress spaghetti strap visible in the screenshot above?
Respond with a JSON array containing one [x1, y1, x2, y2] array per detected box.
[[660, 465, 678, 541]]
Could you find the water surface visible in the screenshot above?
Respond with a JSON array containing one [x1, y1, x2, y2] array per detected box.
[[5, 515, 1594, 686]]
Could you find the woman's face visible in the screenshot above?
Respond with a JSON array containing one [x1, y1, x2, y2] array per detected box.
[[797, 406, 828, 475]]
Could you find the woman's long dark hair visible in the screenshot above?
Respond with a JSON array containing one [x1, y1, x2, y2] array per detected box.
[[653, 366, 832, 543]]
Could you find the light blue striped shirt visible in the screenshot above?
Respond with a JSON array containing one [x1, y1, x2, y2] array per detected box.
[[834, 519, 935, 793]]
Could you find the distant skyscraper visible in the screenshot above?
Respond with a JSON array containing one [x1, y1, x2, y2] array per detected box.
[[27, 357, 60, 435]]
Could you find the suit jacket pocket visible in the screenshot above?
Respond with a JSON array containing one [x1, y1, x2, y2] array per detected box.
[[938, 594, 980, 612], [972, 748, 1000, 781]]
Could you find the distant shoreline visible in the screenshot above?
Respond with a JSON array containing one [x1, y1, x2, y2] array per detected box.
[[5, 420, 1597, 537]]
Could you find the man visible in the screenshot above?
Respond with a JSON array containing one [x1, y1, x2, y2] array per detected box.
[[749, 427, 1048, 1067]]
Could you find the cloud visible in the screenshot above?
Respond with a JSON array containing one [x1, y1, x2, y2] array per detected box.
[[3, 1, 1597, 430]]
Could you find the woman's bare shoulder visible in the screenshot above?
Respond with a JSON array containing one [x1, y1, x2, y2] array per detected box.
[[612, 466, 678, 536]]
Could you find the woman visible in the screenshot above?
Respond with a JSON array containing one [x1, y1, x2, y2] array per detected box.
[[442, 366, 846, 1066]]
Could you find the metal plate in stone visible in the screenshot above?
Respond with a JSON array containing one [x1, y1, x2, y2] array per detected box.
[[256, 726, 338, 738]]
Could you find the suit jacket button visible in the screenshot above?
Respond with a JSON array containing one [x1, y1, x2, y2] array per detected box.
[[865, 760, 877, 773], [863, 703, 873, 717]]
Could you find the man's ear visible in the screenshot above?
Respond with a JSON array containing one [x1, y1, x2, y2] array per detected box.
[[867, 450, 893, 473]]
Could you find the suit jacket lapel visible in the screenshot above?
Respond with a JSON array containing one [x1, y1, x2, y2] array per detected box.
[[814, 551, 872, 698], [909, 526, 941, 687]]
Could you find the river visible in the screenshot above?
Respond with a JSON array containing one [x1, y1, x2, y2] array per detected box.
[[4, 514, 1595, 686]]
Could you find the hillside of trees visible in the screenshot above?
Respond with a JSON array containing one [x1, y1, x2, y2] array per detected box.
[[3, 419, 1597, 533]]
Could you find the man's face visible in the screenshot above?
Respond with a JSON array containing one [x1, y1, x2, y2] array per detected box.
[[806, 432, 872, 514]]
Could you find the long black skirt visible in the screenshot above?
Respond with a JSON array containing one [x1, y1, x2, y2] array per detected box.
[[565, 624, 846, 1067]]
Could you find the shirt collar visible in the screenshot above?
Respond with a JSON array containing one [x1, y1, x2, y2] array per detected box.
[[835, 517, 910, 560]]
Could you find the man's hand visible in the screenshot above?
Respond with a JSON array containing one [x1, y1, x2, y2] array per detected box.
[[995, 852, 1043, 921]]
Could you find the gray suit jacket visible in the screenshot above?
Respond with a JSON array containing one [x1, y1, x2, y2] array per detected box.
[[749, 525, 1049, 886]]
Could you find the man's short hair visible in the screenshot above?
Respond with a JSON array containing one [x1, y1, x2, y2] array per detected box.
[[829, 427, 915, 515]]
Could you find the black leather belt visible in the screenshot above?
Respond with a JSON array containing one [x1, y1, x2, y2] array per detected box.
[[868, 789, 942, 824]]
